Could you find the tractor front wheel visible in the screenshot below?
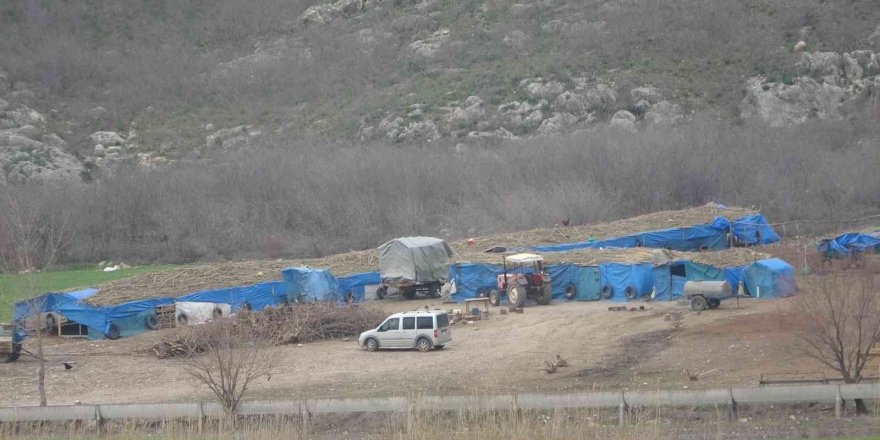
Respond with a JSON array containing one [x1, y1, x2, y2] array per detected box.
[[537, 284, 553, 305], [488, 289, 500, 306], [508, 284, 526, 308]]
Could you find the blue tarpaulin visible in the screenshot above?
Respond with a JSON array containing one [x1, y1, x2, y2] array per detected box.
[[281, 267, 340, 302], [176, 281, 286, 311], [731, 213, 781, 246], [598, 262, 654, 302], [571, 265, 602, 301], [337, 271, 381, 303], [816, 232, 880, 258], [743, 258, 797, 298], [448, 262, 504, 301], [529, 212, 779, 253]]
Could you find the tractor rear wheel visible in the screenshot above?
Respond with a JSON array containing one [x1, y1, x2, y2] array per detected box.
[[537, 284, 553, 305], [508, 284, 526, 308]]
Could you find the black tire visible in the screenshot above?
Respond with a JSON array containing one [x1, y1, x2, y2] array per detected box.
[[624, 285, 638, 301], [707, 298, 721, 309], [601, 285, 613, 299], [402, 287, 417, 300], [212, 307, 223, 319], [45, 313, 57, 330], [177, 312, 189, 326], [145, 314, 159, 330], [365, 338, 379, 352], [564, 283, 577, 300], [537, 284, 553, 305], [691, 295, 708, 312], [376, 286, 388, 300], [106, 323, 121, 340], [416, 337, 433, 352], [488, 289, 500, 306], [428, 283, 440, 298], [508, 284, 526, 308]]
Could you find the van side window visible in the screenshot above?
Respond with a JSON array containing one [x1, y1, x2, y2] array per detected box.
[[416, 316, 433, 329], [402, 317, 415, 330], [381, 318, 399, 331]]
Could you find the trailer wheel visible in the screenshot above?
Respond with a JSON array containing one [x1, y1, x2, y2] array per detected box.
[[624, 285, 638, 300], [564, 283, 577, 300], [601, 285, 613, 299], [376, 286, 387, 300], [106, 323, 121, 340], [428, 283, 440, 298], [707, 298, 721, 309], [145, 314, 159, 330], [690, 295, 708, 312], [402, 286, 417, 300], [488, 289, 500, 306]]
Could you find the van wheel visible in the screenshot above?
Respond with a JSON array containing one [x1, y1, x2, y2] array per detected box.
[[365, 338, 379, 352], [416, 338, 432, 352]]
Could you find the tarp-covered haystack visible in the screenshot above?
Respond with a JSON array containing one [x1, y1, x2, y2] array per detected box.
[[83, 250, 376, 305], [455, 247, 766, 268], [449, 203, 768, 252], [816, 230, 880, 258]]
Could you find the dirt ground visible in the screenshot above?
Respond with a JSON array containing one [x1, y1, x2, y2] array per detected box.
[[0, 291, 833, 408]]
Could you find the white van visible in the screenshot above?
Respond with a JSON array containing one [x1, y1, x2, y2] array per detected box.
[[359, 310, 451, 352]]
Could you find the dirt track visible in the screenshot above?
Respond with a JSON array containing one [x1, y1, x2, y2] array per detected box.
[[0, 295, 820, 407]]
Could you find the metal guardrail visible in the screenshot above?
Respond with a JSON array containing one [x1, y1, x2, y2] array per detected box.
[[1, 383, 878, 426]]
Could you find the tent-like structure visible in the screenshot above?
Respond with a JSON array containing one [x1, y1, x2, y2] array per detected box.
[[742, 258, 797, 298], [281, 267, 340, 302], [337, 271, 381, 303], [653, 260, 744, 301], [816, 232, 880, 258]]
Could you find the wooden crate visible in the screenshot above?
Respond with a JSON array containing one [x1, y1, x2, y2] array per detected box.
[[155, 304, 177, 329]]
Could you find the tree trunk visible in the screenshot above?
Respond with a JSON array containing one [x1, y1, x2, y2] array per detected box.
[[37, 335, 47, 407]]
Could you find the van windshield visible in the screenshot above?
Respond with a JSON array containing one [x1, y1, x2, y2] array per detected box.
[[436, 313, 449, 328]]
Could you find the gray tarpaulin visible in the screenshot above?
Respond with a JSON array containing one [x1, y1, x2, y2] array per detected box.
[[378, 237, 454, 286]]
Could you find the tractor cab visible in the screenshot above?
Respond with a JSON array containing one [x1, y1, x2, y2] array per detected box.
[[489, 253, 553, 307]]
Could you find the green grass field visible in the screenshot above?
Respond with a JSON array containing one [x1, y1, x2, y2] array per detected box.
[[0, 265, 178, 322]]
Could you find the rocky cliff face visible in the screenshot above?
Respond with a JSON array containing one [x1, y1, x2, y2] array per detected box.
[[741, 49, 880, 126]]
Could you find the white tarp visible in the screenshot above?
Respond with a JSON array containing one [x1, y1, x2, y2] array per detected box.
[[175, 302, 232, 325], [378, 236, 454, 286]]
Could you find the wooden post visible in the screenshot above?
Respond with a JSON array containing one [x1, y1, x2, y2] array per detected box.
[[618, 392, 627, 426], [835, 385, 843, 419], [728, 389, 737, 421]]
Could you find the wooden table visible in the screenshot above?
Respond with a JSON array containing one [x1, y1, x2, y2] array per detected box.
[[464, 297, 491, 317]]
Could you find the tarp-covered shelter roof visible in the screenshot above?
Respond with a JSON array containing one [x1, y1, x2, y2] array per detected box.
[[506, 253, 544, 264]]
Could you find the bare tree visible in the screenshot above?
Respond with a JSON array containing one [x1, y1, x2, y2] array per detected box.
[[183, 319, 276, 426], [797, 274, 880, 414]]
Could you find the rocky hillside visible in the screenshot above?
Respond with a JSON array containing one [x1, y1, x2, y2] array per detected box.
[[1, 0, 879, 184]]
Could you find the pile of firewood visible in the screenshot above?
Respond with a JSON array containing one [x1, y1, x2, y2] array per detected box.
[[151, 303, 381, 359]]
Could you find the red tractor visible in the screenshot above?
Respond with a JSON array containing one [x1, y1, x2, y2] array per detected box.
[[487, 253, 553, 307]]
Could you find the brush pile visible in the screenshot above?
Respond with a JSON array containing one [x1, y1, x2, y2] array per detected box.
[[152, 302, 382, 359]]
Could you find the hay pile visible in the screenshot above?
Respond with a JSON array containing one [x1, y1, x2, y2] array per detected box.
[[82, 204, 761, 305], [449, 203, 755, 251], [83, 250, 377, 305], [455, 247, 767, 268]]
